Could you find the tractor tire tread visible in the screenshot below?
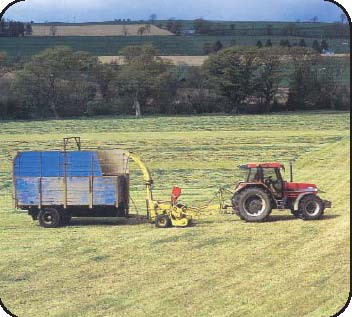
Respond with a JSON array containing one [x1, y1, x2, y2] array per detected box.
[[237, 187, 272, 222]]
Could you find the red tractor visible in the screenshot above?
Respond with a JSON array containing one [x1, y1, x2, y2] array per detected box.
[[232, 162, 331, 222]]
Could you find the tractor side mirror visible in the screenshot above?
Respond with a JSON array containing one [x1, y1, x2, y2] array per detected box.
[[171, 186, 182, 204]]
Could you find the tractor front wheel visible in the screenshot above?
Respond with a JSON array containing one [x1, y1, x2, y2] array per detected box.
[[237, 188, 272, 222], [155, 215, 171, 228], [298, 195, 324, 220]]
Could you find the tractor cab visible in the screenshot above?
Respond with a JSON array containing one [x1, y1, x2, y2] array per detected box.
[[239, 162, 285, 198]]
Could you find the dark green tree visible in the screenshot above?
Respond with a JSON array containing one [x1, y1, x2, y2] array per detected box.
[[265, 39, 272, 47], [14, 47, 98, 118], [298, 39, 306, 47], [202, 47, 259, 113], [114, 44, 177, 117], [256, 47, 282, 112], [317, 57, 347, 110], [280, 40, 291, 47], [166, 19, 182, 35], [287, 48, 321, 110], [213, 40, 223, 52], [312, 40, 321, 52], [193, 18, 211, 34]]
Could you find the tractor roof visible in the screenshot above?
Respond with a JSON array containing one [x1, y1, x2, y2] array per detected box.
[[240, 162, 285, 169]]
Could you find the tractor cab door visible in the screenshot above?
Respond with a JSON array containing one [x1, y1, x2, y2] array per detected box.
[[262, 168, 284, 198]]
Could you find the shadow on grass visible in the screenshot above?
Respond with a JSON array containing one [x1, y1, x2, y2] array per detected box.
[[67, 217, 149, 227], [319, 214, 340, 220], [267, 214, 340, 223], [64, 214, 340, 227]]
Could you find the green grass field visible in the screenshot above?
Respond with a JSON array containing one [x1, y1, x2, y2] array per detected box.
[[0, 112, 350, 316], [0, 35, 350, 58]]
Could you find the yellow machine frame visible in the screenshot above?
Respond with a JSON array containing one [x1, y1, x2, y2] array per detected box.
[[124, 151, 195, 227]]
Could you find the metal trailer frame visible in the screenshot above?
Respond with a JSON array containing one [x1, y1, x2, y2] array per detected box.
[[13, 138, 130, 222]]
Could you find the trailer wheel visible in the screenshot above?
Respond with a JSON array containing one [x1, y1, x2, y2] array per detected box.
[[29, 208, 39, 221], [38, 208, 61, 228], [298, 195, 324, 220], [155, 215, 171, 228], [237, 188, 272, 222]]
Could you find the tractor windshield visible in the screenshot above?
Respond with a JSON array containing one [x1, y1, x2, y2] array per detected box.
[[247, 168, 261, 182], [262, 168, 278, 182]]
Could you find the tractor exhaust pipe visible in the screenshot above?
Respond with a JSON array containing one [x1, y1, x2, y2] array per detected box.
[[289, 161, 293, 182]]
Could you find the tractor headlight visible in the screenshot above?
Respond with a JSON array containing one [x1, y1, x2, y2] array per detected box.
[[306, 187, 318, 192]]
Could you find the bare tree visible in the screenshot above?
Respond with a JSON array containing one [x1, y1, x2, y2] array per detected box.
[[49, 25, 57, 36], [137, 26, 145, 36], [144, 24, 151, 34], [149, 13, 157, 24], [25, 23, 33, 36], [340, 13, 347, 24], [122, 25, 128, 36]]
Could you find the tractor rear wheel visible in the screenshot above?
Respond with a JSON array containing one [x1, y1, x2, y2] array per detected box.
[[38, 208, 61, 228], [155, 214, 171, 228], [237, 188, 272, 222], [298, 195, 324, 220], [232, 194, 244, 219]]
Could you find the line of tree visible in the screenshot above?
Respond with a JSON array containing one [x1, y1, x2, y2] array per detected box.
[[0, 19, 32, 37], [203, 41, 224, 54], [191, 19, 349, 38], [256, 39, 330, 52], [0, 45, 349, 120], [165, 19, 182, 35]]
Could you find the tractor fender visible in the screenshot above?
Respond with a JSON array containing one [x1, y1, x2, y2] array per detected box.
[[235, 183, 271, 195], [234, 183, 275, 204], [293, 193, 315, 211]]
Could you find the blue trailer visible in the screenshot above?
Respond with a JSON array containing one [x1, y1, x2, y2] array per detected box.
[[13, 143, 130, 228]]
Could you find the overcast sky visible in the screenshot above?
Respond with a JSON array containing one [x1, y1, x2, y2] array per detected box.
[[3, 0, 345, 23]]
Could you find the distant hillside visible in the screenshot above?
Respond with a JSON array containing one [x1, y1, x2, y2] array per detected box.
[[1, 35, 349, 58], [30, 24, 173, 36], [156, 20, 350, 38]]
